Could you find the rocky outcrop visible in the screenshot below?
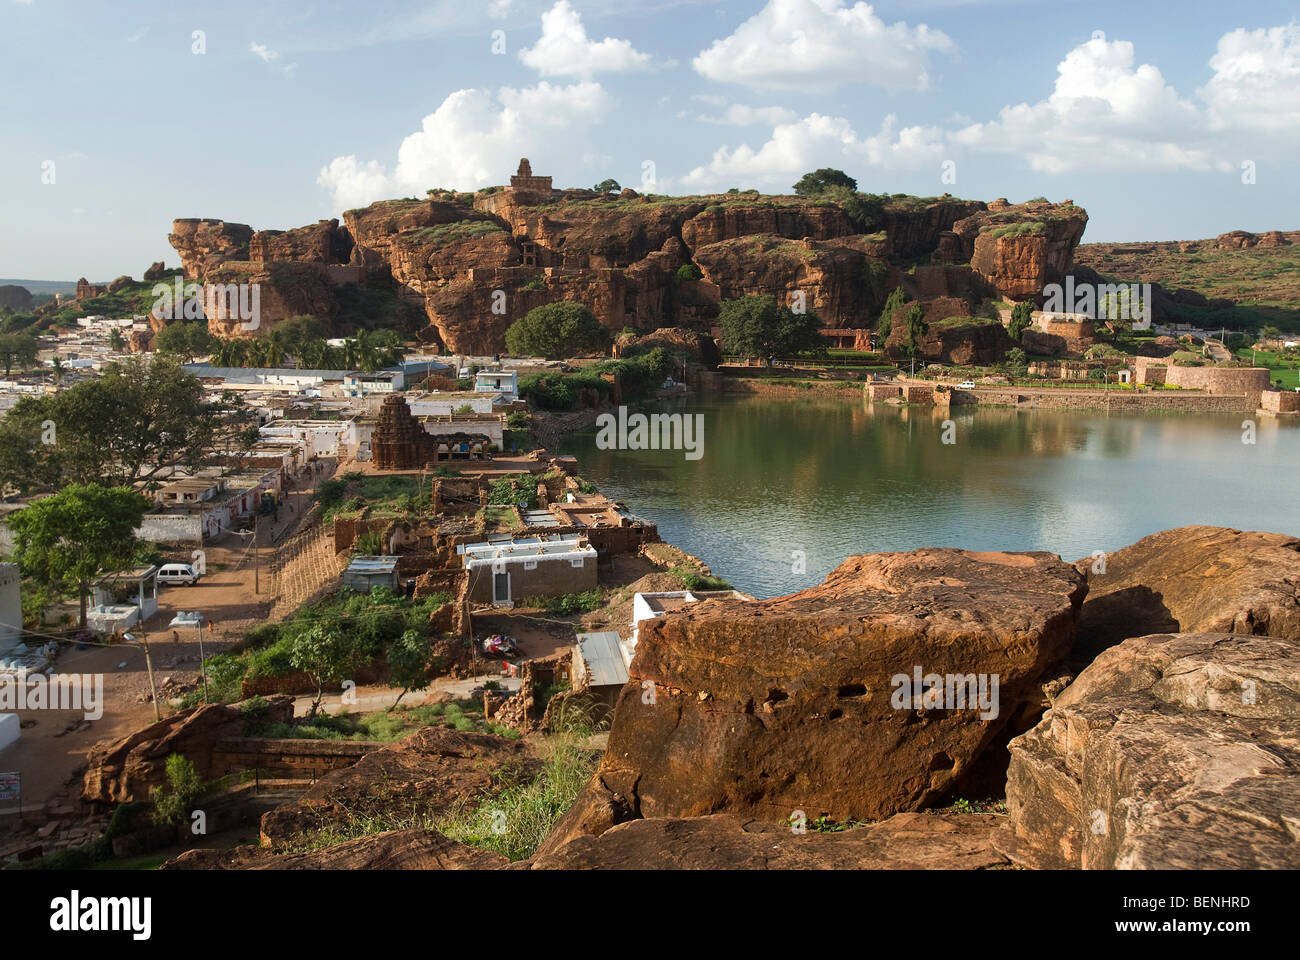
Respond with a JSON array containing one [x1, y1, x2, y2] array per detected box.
[[169, 219, 254, 279], [250, 218, 352, 265], [143, 262, 168, 283], [82, 699, 292, 805], [885, 314, 1012, 365], [257, 727, 539, 847], [998, 632, 1299, 869], [951, 201, 1088, 301], [546, 548, 1085, 852], [202, 261, 336, 337], [694, 234, 889, 326], [0, 284, 33, 311], [525, 812, 1008, 870], [163, 828, 507, 870], [616, 326, 721, 368], [1073, 526, 1300, 659], [175, 182, 1086, 353]]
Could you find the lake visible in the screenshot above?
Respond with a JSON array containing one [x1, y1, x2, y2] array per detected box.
[[558, 393, 1300, 598]]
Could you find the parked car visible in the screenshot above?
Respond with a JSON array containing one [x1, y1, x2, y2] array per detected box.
[[958, 380, 976, 389], [157, 563, 200, 586]]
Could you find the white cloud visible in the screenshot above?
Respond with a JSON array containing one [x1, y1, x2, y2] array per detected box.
[[699, 104, 799, 126], [950, 32, 1224, 173], [519, 0, 655, 79], [693, 0, 954, 92], [488, 0, 512, 19], [249, 42, 279, 63], [249, 40, 298, 77], [318, 81, 611, 210], [676, 112, 944, 192], [1199, 22, 1300, 135]]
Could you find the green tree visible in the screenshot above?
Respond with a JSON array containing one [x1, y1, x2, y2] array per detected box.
[[153, 321, 214, 363], [674, 263, 702, 283], [902, 303, 927, 358], [718, 294, 828, 365], [878, 288, 904, 340], [505, 302, 611, 360], [290, 623, 369, 719], [151, 754, 206, 826], [1005, 346, 1028, 376], [8, 483, 148, 628], [792, 168, 857, 196], [1008, 301, 1034, 341], [0, 332, 38, 376], [593, 179, 621, 194], [107, 328, 126, 351], [0, 356, 242, 494], [386, 629, 433, 709]]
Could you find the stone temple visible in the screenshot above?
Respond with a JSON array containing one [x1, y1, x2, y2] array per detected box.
[[508, 158, 553, 203]]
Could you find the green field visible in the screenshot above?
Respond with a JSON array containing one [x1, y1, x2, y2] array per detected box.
[[1235, 347, 1300, 389]]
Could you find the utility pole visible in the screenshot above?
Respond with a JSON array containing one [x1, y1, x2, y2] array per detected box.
[[127, 632, 161, 723], [253, 507, 260, 594]]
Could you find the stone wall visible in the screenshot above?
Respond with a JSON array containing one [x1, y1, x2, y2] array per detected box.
[[963, 389, 1251, 413], [137, 512, 205, 544], [210, 738, 377, 779], [1163, 365, 1271, 406], [1260, 389, 1300, 414]]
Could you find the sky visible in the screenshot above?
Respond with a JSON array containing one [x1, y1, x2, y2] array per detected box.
[[2, 0, 1298, 280]]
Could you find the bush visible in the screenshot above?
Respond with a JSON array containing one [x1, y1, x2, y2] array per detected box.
[[505, 301, 610, 359], [674, 263, 702, 283], [151, 754, 206, 826]]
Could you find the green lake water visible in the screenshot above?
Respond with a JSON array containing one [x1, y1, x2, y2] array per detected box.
[[558, 393, 1300, 598]]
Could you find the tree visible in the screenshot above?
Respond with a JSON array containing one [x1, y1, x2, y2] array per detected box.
[[505, 302, 611, 359], [594, 179, 621, 194], [718, 294, 828, 364], [108, 328, 126, 351], [0, 356, 244, 494], [793, 168, 857, 196], [1005, 347, 1028, 377], [153, 321, 214, 363], [151, 754, 206, 826], [386, 629, 433, 709], [0, 332, 38, 376], [290, 623, 369, 719], [901, 303, 927, 359], [878, 288, 904, 340], [210, 338, 248, 367], [1008, 301, 1034, 341], [8, 483, 148, 628]]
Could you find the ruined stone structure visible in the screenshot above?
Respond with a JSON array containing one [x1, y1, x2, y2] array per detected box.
[[508, 157, 553, 202], [75, 277, 107, 300], [371, 395, 493, 469], [371, 394, 434, 470]]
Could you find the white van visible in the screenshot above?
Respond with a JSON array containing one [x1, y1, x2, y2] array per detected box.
[[157, 563, 200, 586]]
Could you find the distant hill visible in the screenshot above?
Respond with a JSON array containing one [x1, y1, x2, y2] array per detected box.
[[0, 279, 80, 296]]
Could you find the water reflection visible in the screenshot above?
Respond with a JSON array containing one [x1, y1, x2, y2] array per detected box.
[[559, 394, 1300, 598]]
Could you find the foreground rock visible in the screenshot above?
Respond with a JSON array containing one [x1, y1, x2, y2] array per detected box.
[[163, 828, 506, 870], [258, 727, 538, 847], [545, 548, 1085, 851], [1074, 526, 1300, 658], [999, 632, 1300, 869], [524, 812, 1007, 870], [82, 699, 292, 805]]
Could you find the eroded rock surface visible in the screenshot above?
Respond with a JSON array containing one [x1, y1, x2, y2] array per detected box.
[[999, 632, 1299, 869], [162, 828, 506, 870], [1074, 526, 1300, 658], [258, 727, 539, 847], [525, 812, 1008, 870], [546, 548, 1085, 851]]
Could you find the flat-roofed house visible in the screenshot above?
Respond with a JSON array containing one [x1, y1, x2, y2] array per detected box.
[[457, 533, 596, 606]]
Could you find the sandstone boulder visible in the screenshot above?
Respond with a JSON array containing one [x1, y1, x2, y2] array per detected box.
[[169, 218, 253, 279], [162, 828, 506, 870], [1074, 526, 1300, 658], [548, 548, 1085, 850], [82, 698, 292, 805], [525, 812, 1008, 870], [998, 632, 1300, 869], [258, 726, 539, 847]]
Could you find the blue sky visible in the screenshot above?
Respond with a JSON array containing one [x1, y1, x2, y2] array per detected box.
[[3, 0, 1298, 279]]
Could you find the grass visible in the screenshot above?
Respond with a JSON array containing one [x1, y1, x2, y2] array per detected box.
[[438, 701, 605, 861], [315, 471, 421, 522], [1234, 347, 1300, 389], [523, 590, 604, 616], [671, 566, 733, 591], [247, 701, 521, 742]]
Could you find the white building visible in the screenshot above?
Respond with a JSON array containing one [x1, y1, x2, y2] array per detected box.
[[475, 369, 518, 400], [628, 589, 752, 664]]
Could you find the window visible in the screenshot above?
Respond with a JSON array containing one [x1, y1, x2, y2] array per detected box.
[[523, 560, 537, 571], [570, 558, 584, 568]]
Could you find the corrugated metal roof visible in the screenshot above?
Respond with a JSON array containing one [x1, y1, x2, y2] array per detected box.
[[346, 555, 399, 573], [577, 631, 629, 689]]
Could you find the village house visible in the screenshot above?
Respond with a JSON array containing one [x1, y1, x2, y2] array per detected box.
[[457, 532, 597, 606]]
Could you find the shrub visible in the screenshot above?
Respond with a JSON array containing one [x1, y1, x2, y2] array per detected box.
[[505, 302, 610, 359], [674, 263, 702, 283], [151, 754, 206, 826]]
